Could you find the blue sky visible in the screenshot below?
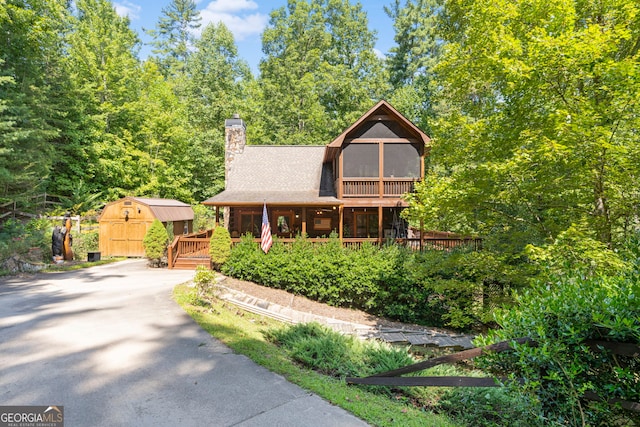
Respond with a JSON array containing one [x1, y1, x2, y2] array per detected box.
[[113, 0, 396, 74]]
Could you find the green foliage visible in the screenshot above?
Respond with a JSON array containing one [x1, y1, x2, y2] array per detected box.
[[438, 387, 543, 427], [192, 204, 217, 232], [406, 0, 640, 253], [0, 1, 66, 196], [0, 218, 50, 262], [223, 235, 520, 330], [146, 0, 201, 77], [209, 226, 231, 270], [142, 219, 168, 265], [475, 247, 640, 425], [252, 0, 388, 145], [72, 230, 99, 262], [193, 264, 216, 298], [263, 322, 415, 379], [526, 225, 630, 279]]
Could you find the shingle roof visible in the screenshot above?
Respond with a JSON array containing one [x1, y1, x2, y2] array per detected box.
[[204, 146, 339, 206]]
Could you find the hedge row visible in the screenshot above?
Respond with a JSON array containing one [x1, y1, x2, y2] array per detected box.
[[221, 233, 523, 330]]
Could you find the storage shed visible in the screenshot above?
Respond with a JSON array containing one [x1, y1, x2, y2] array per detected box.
[[98, 197, 194, 257]]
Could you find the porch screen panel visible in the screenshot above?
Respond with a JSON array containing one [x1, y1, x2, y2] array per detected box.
[[383, 143, 420, 178], [343, 143, 379, 177], [240, 213, 261, 237]]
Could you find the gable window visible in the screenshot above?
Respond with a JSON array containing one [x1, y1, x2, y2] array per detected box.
[[343, 143, 379, 177]]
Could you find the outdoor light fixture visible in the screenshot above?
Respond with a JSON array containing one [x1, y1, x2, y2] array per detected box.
[[124, 210, 129, 221]]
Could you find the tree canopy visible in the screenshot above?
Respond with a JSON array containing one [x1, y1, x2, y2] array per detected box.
[[2, 0, 639, 256], [404, 0, 640, 252]]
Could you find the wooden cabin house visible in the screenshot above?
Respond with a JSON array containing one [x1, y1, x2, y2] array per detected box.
[[99, 197, 194, 257], [203, 100, 430, 244]]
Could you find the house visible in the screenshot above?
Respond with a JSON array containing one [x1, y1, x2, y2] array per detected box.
[[203, 100, 429, 243], [98, 197, 194, 257]]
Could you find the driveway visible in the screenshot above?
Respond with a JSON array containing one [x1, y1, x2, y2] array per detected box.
[[0, 259, 367, 426]]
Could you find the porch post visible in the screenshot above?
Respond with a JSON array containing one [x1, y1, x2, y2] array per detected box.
[[339, 205, 344, 241], [420, 219, 424, 251], [215, 206, 220, 226], [378, 206, 383, 245], [302, 207, 307, 235]]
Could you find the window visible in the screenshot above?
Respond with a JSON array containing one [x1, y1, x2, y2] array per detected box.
[[343, 143, 379, 177], [383, 143, 420, 178]]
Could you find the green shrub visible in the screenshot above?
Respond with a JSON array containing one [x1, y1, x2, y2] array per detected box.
[[438, 387, 543, 427], [475, 271, 639, 426], [193, 265, 216, 298], [72, 230, 98, 261], [0, 218, 51, 262], [263, 322, 414, 379], [222, 234, 520, 330], [209, 226, 231, 271], [142, 219, 168, 266]]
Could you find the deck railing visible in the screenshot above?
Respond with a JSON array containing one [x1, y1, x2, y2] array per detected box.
[[168, 234, 482, 268], [167, 230, 212, 269], [341, 179, 416, 198], [342, 179, 379, 197]]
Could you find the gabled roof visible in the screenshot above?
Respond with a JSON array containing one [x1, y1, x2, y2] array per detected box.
[[323, 100, 430, 162], [203, 146, 339, 206], [100, 197, 194, 222]]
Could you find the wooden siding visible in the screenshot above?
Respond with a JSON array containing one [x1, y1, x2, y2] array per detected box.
[[99, 197, 192, 257]]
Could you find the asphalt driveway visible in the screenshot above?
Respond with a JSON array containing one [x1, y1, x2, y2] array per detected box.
[[0, 259, 367, 426]]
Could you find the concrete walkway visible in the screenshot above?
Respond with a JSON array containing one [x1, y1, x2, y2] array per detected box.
[[0, 260, 368, 426]]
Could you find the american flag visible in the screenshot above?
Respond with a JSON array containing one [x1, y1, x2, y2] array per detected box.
[[261, 202, 272, 253]]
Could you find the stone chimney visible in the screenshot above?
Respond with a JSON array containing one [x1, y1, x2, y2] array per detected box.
[[224, 113, 246, 185]]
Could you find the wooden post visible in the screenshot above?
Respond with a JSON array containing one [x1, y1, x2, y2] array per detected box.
[[378, 205, 383, 245], [301, 207, 307, 235], [339, 205, 343, 240]]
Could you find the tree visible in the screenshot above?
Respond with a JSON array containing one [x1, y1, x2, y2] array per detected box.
[[253, 0, 387, 145], [146, 0, 201, 78], [405, 0, 640, 252], [65, 0, 145, 200], [142, 219, 169, 267], [0, 0, 69, 197], [384, 0, 442, 133], [184, 22, 251, 200]]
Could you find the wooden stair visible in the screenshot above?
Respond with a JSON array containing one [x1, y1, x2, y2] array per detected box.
[[172, 256, 211, 270]]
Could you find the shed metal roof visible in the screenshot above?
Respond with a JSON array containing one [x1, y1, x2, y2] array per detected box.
[[128, 197, 194, 222]]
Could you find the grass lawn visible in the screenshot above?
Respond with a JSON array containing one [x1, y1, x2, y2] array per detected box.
[[173, 283, 460, 427]]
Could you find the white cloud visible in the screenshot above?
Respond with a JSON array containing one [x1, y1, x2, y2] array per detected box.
[[206, 0, 258, 13], [199, 0, 268, 41], [113, 1, 141, 21]]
